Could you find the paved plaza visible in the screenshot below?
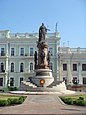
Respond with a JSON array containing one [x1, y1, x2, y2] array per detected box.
[[0, 94, 86, 114]]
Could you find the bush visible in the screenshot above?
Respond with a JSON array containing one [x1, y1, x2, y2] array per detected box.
[[0, 96, 26, 106], [18, 98, 23, 104], [7, 98, 19, 105], [7, 98, 11, 105], [60, 96, 86, 106], [64, 98, 73, 105], [60, 97, 73, 105], [8, 87, 18, 91], [73, 98, 86, 106], [79, 97, 84, 100], [67, 98, 73, 105], [20, 96, 26, 101], [0, 100, 8, 106], [60, 97, 65, 102], [7, 97, 25, 105], [18, 96, 26, 104], [14, 87, 18, 91]]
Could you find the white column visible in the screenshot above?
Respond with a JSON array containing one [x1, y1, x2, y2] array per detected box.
[[5, 42, 9, 87], [56, 58, 59, 81], [56, 42, 59, 80], [59, 60, 63, 81], [67, 60, 72, 84], [6, 42, 9, 71], [4, 73, 7, 87], [78, 63, 82, 84]]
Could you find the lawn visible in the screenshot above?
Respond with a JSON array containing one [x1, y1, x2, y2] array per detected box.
[[0, 94, 21, 100], [59, 94, 86, 106]]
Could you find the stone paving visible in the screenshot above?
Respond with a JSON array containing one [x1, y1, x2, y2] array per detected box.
[[0, 94, 86, 114]]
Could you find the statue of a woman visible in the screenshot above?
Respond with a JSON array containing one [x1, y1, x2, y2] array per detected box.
[[39, 23, 47, 42]]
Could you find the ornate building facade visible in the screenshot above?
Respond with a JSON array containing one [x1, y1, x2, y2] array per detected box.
[[0, 30, 60, 88], [0, 30, 86, 89], [58, 47, 86, 85]]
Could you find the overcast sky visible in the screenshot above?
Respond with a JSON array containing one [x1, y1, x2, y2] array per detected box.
[[0, 0, 86, 48]]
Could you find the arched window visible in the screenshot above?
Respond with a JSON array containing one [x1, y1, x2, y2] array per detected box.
[[20, 63, 24, 72], [1, 62, 4, 72], [11, 63, 14, 72], [30, 62, 33, 71]]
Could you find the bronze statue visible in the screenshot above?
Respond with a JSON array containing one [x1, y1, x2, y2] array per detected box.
[[34, 51, 37, 69], [47, 51, 50, 65], [40, 50, 45, 64], [39, 23, 50, 42]]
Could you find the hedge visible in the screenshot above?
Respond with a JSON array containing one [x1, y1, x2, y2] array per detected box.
[[73, 98, 86, 106], [0, 100, 8, 106], [8, 87, 18, 91], [60, 96, 86, 106], [0, 96, 26, 106]]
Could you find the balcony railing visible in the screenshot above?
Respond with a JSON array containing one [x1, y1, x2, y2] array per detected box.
[[0, 30, 60, 39], [59, 47, 86, 53]]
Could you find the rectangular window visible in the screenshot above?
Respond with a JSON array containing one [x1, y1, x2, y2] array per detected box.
[[10, 78, 14, 86], [11, 63, 14, 72], [1, 63, 5, 72], [30, 48, 33, 56], [82, 64, 86, 71], [73, 64, 77, 71], [63, 64, 67, 71], [11, 48, 15, 56], [1, 48, 5, 56], [20, 78, 23, 85], [49, 48, 53, 56], [0, 78, 3, 86], [20, 63, 24, 72], [83, 78, 86, 84], [20, 48, 24, 56], [30, 63, 33, 71]]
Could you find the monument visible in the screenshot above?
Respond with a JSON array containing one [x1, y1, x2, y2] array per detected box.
[[30, 23, 54, 87], [11, 23, 75, 94]]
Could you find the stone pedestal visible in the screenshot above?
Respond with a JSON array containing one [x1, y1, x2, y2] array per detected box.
[[30, 69, 54, 87]]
